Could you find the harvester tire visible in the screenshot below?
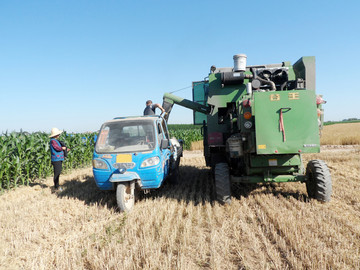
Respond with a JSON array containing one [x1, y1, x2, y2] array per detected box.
[[214, 163, 231, 204], [306, 160, 332, 202], [116, 182, 135, 212]]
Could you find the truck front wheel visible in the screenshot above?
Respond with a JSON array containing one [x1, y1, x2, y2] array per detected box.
[[116, 182, 135, 212]]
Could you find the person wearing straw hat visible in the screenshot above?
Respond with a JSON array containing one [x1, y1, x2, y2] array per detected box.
[[49, 127, 70, 192]]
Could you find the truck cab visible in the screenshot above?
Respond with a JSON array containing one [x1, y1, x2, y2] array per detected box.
[[92, 115, 182, 211]]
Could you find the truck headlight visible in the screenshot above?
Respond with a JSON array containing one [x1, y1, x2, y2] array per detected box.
[[92, 159, 109, 170], [141, 156, 160, 168]]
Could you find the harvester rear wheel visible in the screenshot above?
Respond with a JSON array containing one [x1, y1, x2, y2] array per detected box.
[[116, 182, 135, 212], [214, 163, 231, 204], [306, 160, 332, 202]]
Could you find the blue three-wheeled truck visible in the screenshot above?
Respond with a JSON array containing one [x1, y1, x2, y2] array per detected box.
[[92, 115, 183, 211]]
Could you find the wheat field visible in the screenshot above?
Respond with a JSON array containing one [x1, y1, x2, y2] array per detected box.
[[321, 122, 360, 145], [0, 124, 359, 269]]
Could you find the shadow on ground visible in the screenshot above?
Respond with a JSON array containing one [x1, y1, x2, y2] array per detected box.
[[29, 181, 48, 189], [56, 175, 117, 209], [54, 165, 309, 210], [232, 182, 310, 202]]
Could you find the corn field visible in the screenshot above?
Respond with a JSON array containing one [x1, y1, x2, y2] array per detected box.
[[0, 126, 203, 190], [168, 126, 202, 150], [0, 131, 96, 190], [3, 122, 356, 191]]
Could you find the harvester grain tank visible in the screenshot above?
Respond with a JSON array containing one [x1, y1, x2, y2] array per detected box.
[[163, 54, 331, 204]]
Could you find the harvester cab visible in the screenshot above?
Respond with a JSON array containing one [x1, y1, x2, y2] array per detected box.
[[163, 54, 331, 204]]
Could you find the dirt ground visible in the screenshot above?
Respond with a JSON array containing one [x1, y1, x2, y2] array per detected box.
[[0, 146, 359, 269]]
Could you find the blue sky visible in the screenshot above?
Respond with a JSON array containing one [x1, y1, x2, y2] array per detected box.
[[1, 0, 359, 133]]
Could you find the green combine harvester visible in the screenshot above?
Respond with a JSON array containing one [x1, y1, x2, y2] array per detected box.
[[163, 54, 332, 204]]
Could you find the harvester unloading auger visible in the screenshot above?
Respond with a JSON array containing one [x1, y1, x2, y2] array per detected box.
[[163, 54, 331, 204]]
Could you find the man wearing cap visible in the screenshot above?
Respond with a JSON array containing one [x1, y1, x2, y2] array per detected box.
[[49, 128, 70, 192], [143, 100, 166, 115]]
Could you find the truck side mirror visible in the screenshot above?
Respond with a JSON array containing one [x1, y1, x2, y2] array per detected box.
[[160, 139, 169, 149]]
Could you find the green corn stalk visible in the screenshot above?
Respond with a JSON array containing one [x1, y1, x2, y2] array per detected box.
[[168, 127, 202, 150]]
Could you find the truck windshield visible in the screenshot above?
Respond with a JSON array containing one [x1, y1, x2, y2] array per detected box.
[[95, 120, 156, 153]]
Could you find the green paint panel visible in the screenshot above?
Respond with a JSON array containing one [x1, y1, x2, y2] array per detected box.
[[208, 73, 248, 108], [207, 73, 249, 134], [254, 90, 320, 154]]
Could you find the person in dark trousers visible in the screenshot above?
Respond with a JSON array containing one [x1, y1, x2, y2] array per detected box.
[[49, 127, 70, 192], [143, 100, 166, 115]]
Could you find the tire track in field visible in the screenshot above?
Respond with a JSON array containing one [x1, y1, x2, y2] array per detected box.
[[231, 198, 289, 269], [180, 158, 249, 269], [242, 193, 305, 269], [125, 194, 192, 268], [283, 193, 360, 240], [254, 193, 358, 269], [207, 203, 248, 270], [330, 180, 360, 214], [277, 194, 360, 269], [118, 164, 202, 269], [192, 170, 213, 268], [264, 182, 360, 239], [185, 158, 304, 269], [297, 203, 356, 268], [156, 158, 214, 268], [233, 184, 297, 269], [198, 166, 212, 205], [200, 160, 249, 269], [253, 193, 315, 269], [192, 162, 247, 269]]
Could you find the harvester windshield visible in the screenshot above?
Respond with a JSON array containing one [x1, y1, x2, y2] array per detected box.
[[95, 120, 156, 153]]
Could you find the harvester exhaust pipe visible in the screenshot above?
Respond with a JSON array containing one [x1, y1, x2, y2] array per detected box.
[[256, 76, 276, 90]]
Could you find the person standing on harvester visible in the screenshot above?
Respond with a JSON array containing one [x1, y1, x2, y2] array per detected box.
[[49, 127, 70, 192], [143, 100, 165, 115]]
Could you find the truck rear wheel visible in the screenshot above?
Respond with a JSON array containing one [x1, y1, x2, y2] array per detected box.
[[116, 182, 135, 212], [306, 160, 332, 202], [168, 166, 179, 185], [214, 163, 231, 204]]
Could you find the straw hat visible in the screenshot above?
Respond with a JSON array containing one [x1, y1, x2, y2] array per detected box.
[[49, 127, 63, 138]]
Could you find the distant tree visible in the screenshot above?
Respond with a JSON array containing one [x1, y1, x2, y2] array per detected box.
[[342, 118, 359, 122]]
